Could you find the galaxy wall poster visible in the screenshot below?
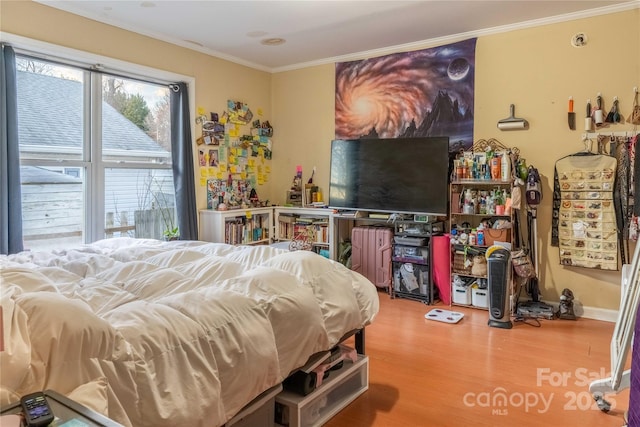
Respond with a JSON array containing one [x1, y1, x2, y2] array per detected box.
[[335, 38, 476, 152]]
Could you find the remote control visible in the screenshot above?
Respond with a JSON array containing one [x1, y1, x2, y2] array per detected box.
[[20, 392, 54, 427]]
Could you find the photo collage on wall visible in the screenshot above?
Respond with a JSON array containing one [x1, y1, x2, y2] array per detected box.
[[197, 100, 274, 209]]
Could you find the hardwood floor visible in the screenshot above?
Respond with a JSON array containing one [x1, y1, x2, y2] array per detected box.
[[326, 291, 630, 427]]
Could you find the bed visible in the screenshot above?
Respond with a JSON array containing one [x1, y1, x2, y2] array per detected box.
[[0, 238, 380, 426]]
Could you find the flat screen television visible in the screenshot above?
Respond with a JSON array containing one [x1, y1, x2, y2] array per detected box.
[[329, 137, 450, 216]]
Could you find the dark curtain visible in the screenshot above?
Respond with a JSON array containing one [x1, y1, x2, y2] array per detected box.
[[169, 82, 198, 240], [0, 44, 23, 254]]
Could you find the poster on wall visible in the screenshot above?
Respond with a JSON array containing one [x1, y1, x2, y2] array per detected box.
[[335, 38, 476, 152]]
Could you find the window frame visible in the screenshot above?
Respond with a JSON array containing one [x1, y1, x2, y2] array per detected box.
[[6, 32, 196, 245]]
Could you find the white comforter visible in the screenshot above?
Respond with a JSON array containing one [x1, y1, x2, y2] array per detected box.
[[0, 238, 379, 426]]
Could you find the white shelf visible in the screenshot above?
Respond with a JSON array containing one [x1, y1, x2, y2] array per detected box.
[[274, 207, 334, 258], [199, 207, 273, 245]]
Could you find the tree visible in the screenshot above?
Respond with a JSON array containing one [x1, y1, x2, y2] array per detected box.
[[103, 77, 151, 132], [122, 94, 150, 131], [147, 92, 171, 150], [103, 77, 126, 110], [16, 58, 81, 82], [16, 58, 55, 75]]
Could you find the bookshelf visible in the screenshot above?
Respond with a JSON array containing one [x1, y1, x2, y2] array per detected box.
[[199, 207, 273, 245], [273, 207, 333, 258]]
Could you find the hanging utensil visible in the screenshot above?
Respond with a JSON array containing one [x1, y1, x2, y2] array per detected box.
[[613, 97, 621, 123], [605, 96, 617, 123], [594, 93, 604, 127], [585, 99, 592, 131], [568, 96, 576, 130]]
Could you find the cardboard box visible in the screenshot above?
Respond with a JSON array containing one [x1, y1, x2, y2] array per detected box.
[[451, 192, 461, 213]]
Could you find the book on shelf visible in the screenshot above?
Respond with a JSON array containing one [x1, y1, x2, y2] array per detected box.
[[335, 210, 367, 218], [278, 214, 297, 224], [369, 213, 390, 219], [294, 217, 315, 224]]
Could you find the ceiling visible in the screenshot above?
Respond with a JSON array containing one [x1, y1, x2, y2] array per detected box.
[[37, 0, 637, 72]]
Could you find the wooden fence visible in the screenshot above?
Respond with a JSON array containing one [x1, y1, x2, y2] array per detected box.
[[24, 208, 175, 251], [133, 208, 176, 239], [106, 208, 176, 240]]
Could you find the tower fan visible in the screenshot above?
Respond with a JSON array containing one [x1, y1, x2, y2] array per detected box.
[[486, 245, 512, 329]]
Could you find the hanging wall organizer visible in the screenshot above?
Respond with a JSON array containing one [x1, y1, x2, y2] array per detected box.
[[553, 135, 621, 270]]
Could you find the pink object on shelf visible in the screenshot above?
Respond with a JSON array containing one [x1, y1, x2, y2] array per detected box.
[[432, 234, 452, 305]]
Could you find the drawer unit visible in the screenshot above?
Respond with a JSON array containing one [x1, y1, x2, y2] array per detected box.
[[393, 262, 430, 297], [226, 384, 282, 427], [275, 355, 369, 427]]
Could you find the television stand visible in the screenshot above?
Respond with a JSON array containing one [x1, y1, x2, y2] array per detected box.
[[331, 211, 444, 304]]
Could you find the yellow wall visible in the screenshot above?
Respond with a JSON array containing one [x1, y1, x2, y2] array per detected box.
[[3, 1, 639, 310], [1, 0, 275, 210], [272, 9, 640, 311]]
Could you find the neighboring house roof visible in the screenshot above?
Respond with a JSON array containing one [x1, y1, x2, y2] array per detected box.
[[20, 165, 81, 184], [16, 70, 168, 154]]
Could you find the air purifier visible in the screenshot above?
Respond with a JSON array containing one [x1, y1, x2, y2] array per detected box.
[[486, 245, 512, 329]]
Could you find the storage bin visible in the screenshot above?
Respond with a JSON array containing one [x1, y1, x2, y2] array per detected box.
[[393, 263, 430, 296], [452, 252, 472, 275], [472, 288, 488, 308], [275, 355, 369, 427], [452, 284, 471, 305], [226, 384, 282, 427], [394, 236, 426, 246]]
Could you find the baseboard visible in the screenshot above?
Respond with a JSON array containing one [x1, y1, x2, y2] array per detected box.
[[577, 305, 618, 323]]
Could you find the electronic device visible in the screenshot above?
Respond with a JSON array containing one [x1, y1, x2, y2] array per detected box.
[[285, 190, 302, 206], [20, 392, 55, 427], [486, 245, 513, 329], [328, 137, 450, 216]]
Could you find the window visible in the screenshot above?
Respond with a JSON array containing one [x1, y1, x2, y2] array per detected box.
[[16, 56, 176, 251]]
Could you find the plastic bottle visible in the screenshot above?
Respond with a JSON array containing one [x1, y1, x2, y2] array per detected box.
[[501, 151, 511, 182], [490, 155, 501, 180], [479, 198, 487, 215], [477, 229, 485, 246], [518, 158, 528, 181], [450, 228, 458, 244], [464, 188, 473, 203]]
